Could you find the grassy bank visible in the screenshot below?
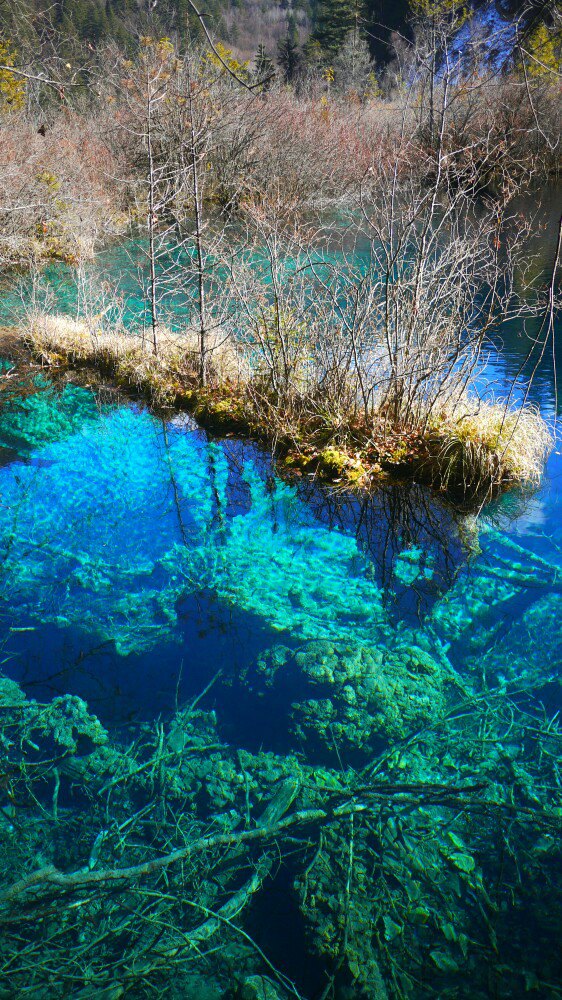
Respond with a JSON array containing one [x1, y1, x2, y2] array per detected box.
[[14, 313, 553, 501]]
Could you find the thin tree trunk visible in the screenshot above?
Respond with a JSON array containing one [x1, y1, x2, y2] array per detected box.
[[147, 86, 159, 356], [187, 83, 208, 387]]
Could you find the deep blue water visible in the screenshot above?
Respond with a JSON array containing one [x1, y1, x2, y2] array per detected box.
[[0, 390, 457, 725]]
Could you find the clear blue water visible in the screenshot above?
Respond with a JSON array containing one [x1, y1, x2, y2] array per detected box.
[[0, 385, 468, 727], [0, 187, 561, 998]]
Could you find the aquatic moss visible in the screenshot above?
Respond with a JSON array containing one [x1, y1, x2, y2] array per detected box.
[[314, 445, 366, 483], [245, 637, 449, 761], [0, 381, 100, 453]]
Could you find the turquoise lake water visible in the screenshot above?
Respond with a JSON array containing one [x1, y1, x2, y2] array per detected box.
[[0, 189, 560, 998]]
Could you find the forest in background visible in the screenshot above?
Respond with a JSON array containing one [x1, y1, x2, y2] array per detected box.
[[0, 0, 559, 78]]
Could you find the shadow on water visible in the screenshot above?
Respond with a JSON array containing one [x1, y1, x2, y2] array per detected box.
[[3, 596, 279, 729], [292, 477, 468, 622]]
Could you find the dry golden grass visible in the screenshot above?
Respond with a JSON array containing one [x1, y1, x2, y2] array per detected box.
[[24, 312, 553, 496], [26, 312, 249, 404], [429, 398, 553, 490]]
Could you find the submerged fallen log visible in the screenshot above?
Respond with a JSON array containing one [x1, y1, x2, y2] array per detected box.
[[3, 778, 560, 916]]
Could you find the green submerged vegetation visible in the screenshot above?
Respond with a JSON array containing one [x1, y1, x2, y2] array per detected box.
[[2, 662, 561, 999], [0, 372, 561, 998]]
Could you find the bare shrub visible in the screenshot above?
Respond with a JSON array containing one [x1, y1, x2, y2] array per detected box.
[[0, 112, 122, 267]]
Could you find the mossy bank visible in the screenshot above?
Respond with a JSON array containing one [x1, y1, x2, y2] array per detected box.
[[3, 314, 553, 503]]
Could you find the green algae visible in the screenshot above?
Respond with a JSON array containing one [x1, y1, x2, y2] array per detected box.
[[0, 379, 101, 453]]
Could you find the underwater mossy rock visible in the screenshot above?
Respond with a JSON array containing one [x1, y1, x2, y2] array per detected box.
[[244, 638, 449, 761], [0, 675, 26, 706], [0, 675, 107, 756]]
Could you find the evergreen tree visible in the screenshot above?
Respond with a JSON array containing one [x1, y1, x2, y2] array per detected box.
[[363, 0, 412, 64], [277, 15, 301, 82], [287, 13, 299, 47], [176, 0, 189, 48], [312, 0, 365, 58], [253, 43, 275, 90], [185, 0, 223, 45], [302, 36, 324, 77], [333, 28, 375, 95], [82, 3, 109, 44]]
